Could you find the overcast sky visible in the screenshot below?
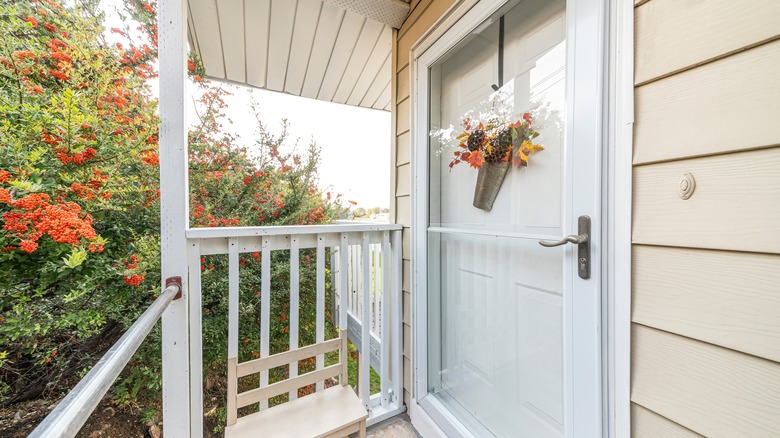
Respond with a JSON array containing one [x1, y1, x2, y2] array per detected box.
[[101, 0, 391, 209]]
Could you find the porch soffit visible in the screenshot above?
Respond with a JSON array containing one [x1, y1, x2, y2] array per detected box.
[[187, 0, 412, 111]]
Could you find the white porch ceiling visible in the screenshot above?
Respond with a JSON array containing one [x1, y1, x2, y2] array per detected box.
[[188, 0, 411, 111]]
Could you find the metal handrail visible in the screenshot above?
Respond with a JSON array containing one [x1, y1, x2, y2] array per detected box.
[[29, 284, 181, 438]]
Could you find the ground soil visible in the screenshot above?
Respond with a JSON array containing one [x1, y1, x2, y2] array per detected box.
[[0, 398, 151, 438]]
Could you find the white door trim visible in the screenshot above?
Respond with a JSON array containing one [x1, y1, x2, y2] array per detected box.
[[604, 0, 633, 436], [405, 0, 633, 436]]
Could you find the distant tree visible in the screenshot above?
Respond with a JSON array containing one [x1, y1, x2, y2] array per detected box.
[[0, 0, 341, 421], [353, 207, 366, 217]]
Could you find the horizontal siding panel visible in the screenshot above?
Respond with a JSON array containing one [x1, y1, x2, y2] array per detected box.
[[409, 0, 422, 14], [397, 98, 410, 134], [634, 0, 780, 84], [396, 164, 411, 196], [633, 245, 780, 362], [632, 324, 780, 437], [403, 291, 410, 325], [396, 195, 410, 227], [403, 259, 410, 292], [397, 0, 432, 49], [631, 403, 702, 438], [403, 323, 410, 358], [397, 65, 410, 102], [632, 147, 780, 254], [403, 357, 411, 390], [402, 227, 410, 260], [397, 0, 457, 70], [634, 41, 780, 164], [397, 132, 410, 165]]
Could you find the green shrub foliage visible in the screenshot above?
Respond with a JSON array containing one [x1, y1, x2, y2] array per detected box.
[[0, 0, 342, 415]]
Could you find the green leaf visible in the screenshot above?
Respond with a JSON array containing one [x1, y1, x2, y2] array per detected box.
[[63, 248, 88, 269]]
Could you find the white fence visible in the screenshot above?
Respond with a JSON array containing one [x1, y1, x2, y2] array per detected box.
[[332, 242, 384, 385], [185, 223, 404, 425]]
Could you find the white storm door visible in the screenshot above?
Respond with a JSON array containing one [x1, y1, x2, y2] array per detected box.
[[412, 0, 604, 437]]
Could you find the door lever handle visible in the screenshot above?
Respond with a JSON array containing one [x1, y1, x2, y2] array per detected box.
[[538, 215, 591, 279], [538, 234, 588, 247]]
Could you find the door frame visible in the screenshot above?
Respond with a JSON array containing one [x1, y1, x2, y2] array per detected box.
[[405, 0, 633, 436]]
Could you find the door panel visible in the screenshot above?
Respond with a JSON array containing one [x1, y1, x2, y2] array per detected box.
[[424, 0, 584, 436]]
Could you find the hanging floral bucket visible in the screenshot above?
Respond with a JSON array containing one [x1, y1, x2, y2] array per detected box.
[[430, 84, 545, 213], [473, 159, 510, 211]]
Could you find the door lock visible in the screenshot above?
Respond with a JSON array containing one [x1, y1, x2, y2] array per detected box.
[[538, 215, 591, 279]]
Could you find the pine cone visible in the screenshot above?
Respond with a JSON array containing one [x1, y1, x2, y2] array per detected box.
[[467, 130, 485, 152], [484, 128, 512, 163]]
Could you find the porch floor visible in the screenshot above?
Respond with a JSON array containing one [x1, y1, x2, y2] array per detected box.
[[364, 414, 420, 438]]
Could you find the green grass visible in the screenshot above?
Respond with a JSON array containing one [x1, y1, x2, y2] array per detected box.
[[324, 341, 381, 395]]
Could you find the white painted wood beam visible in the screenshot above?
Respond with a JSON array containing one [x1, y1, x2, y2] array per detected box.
[[159, 0, 193, 434]]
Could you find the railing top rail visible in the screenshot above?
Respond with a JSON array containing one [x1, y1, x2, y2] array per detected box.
[[29, 283, 181, 438], [186, 223, 403, 239]]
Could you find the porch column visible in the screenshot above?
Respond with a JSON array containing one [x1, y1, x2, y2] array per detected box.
[[159, 0, 192, 436]]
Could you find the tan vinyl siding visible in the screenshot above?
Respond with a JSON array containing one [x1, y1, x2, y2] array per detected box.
[[634, 40, 780, 165], [392, 0, 458, 405], [634, 0, 780, 85], [633, 148, 780, 254], [632, 325, 780, 437], [632, 246, 780, 363], [631, 1, 780, 435], [631, 404, 703, 438]]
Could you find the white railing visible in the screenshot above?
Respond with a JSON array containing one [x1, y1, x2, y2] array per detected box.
[[332, 242, 384, 382], [185, 223, 405, 425]]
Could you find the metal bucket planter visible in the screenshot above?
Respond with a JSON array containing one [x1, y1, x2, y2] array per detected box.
[[472, 160, 510, 211]]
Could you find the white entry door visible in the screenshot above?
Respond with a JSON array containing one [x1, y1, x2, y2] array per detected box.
[[413, 0, 604, 436]]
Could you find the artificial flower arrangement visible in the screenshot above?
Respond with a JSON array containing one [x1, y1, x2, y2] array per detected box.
[[431, 85, 545, 211], [449, 111, 544, 170]]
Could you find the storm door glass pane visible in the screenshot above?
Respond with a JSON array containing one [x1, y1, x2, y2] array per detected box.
[[426, 0, 567, 436]]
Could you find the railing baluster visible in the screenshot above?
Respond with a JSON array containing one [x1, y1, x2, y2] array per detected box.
[[227, 238, 239, 424], [289, 237, 300, 400], [381, 232, 391, 407], [188, 239, 204, 435], [353, 245, 359, 316], [348, 245, 353, 314], [392, 230, 403, 406], [361, 232, 371, 407], [373, 244, 380, 335], [316, 236, 325, 392], [260, 237, 271, 409], [339, 234, 348, 330], [331, 248, 338, 328], [339, 234, 349, 388]]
